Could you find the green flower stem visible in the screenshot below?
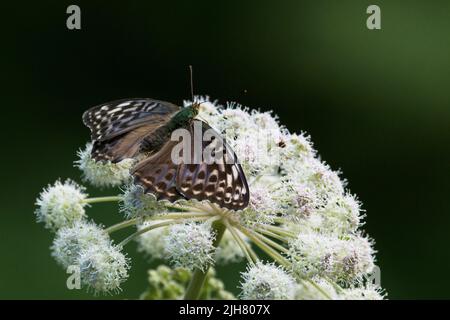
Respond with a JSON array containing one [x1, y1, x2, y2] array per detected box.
[[154, 212, 214, 220], [226, 223, 258, 265], [323, 276, 345, 294], [262, 224, 297, 238], [304, 278, 332, 300], [84, 196, 122, 204], [118, 221, 172, 247], [105, 212, 214, 234], [184, 220, 227, 300], [240, 227, 332, 300], [236, 225, 291, 269], [244, 242, 259, 263], [255, 227, 289, 243], [252, 230, 290, 255], [118, 216, 210, 247], [105, 218, 139, 234]]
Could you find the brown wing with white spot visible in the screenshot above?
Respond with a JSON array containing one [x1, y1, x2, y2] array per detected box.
[[132, 139, 181, 202], [82, 98, 179, 162], [176, 121, 249, 210]]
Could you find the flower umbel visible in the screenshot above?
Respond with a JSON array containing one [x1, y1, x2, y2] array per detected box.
[[35, 179, 87, 231], [120, 184, 167, 218], [78, 244, 129, 294], [165, 222, 217, 272], [75, 143, 134, 188], [240, 262, 296, 300], [51, 220, 109, 267], [36, 97, 385, 298]]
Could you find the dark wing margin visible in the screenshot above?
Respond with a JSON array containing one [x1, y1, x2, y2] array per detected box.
[[82, 98, 180, 162]]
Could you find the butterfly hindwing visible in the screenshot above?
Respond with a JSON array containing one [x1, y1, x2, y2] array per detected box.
[[132, 120, 249, 210], [83, 98, 180, 162], [176, 121, 250, 210], [132, 139, 181, 202]]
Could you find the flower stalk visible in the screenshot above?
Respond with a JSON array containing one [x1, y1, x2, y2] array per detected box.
[[226, 223, 258, 265], [83, 196, 122, 204]]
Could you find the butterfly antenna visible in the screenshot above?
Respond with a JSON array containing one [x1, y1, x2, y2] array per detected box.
[[189, 65, 195, 105]]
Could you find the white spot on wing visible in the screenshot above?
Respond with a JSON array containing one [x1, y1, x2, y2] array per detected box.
[[108, 107, 122, 114], [226, 172, 232, 187]]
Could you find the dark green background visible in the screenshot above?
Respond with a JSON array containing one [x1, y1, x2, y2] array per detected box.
[[1, 1, 449, 299]]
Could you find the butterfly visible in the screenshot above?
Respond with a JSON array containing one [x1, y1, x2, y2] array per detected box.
[[82, 98, 250, 210]]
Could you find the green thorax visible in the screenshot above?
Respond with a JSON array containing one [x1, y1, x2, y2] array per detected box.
[[168, 104, 199, 129]]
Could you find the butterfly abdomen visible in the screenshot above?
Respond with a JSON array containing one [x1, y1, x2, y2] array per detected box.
[[139, 108, 195, 154]]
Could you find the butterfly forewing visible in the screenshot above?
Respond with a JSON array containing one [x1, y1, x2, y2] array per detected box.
[[82, 98, 180, 162]]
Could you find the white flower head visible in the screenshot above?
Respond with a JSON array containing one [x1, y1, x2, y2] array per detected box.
[[289, 158, 345, 201], [198, 100, 219, 115], [295, 277, 339, 300], [51, 220, 109, 267], [316, 194, 364, 234], [164, 222, 216, 272], [220, 105, 253, 135], [339, 285, 385, 300], [289, 233, 375, 282], [238, 180, 280, 227], [75, 143, 134, 188], [135, 221, 170, 261], [280, 178, 323, 222], [78, 244, 130, 294], [120, 184, 167, 218], [35, 179, 87, 231], [194, 102, 284, 176], [280, 132, 315, 160], [251, 109, 282, 132], [240, 262, 296, 300], [308, 160, 346, 201]]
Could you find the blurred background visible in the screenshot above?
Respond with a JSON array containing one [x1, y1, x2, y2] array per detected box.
[[1, 0, 449, 299]]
